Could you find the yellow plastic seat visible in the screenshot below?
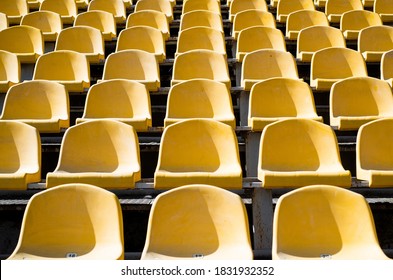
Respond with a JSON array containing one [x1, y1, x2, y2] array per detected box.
[[237, 26, 286, 62], [248, 78, 322, 132], [180, 10, 223, 33], [0, 121, 41, 190], [171, 50, 230, 89], [46, 120, 141, 189], [340, 10, 382, 40], [126, 10, 170, 40], [286, 10, 329, 40], [165, 79, 235, 128], [277, 0, 315, 23], [0, 81, 70, 133], [229, 0, 268, 22], [0, 0, 28, 25], [358, 25, 393, 62], [134, 0, 174, 23], [330, 77, 393, 131], [273, 185, 389, 259], [297, 26, 346, 62], [142, 184, 253, 260], [310, 47, 367, 91], [325, 0, 364, 23], [374, 0, 393, 23], [154, 119, 242, 189], [357, 118, 393, 187], [116, 26, 166, 63], [55, 26, 105, 64], [76, 79, 152, 131], [74, 11, 117, 41], [232, 10, 276, 40], [33, 50, 90, 92], [0, 50, 20, 93], [176, 27, 225, 57], [258, 119, 351, 188], [102, 50, 160, 91], [21, 11, 63, 42], [88, 0, 127, 24], [0, 26, 44, 64], [381, 50, 393, 87], [7, 183, 124, 259], [0, 13, 8, 31], [40, 0, 78, 25], [182, 0, 221, 14], [241, 49, 299, 91]]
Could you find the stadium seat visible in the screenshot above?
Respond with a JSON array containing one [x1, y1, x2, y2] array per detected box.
[[241, 50, 299, 91], [126, 10, 170, 41], [180, 10, 223, 33], [164, 79, 235, 128], [340, 10, 382, 40], [310, 47, 367, 91], [229, 0, 268, 22], [0, 121, 41, 190], [7, 183, 124, 259], [297, 26, 346, 62], [116, 26, 166, 63], [182, 0, 221, 14], [176, 27, 226, 57], [76, 79, 152, 132], [237, 26, 286, 62], [248, 78, 322, 131], [102, 50, 160, 91], [134, 0, 174, 23], [381, 50, 393, 87], [33, 50, 90, 92], [154, 119, 242, 189], [330, 77, 393, 131], [171, 50, 230, 89], [74, 11, 117, 41], [325, 0, 364, 23], [273, 185, 389, 259], [357, 118, 393, 188], [141, 184, 253, 260], [358, 25, 393, 62], [88, 0, 127, 24], [286, 10, 329, 40], [0, 50, 20, 93], [374, 0, 393, 23], [258, 119, 351, 188], [0, 0, 28, 25], [46, 120, 141, 189], [0, 26, 44, 63], [276, 0, 315, 23], [232, 10, 276, 40], [40, 0, 78, 25], [0, 81, 70, 133], [21, 11, 63, 42], [55, 26, 105, 64], [0, 13, 8, 31]]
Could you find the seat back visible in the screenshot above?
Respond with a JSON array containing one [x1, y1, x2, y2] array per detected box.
[[277, 0, 315, 23], [126, 10, 169, 40], [229, 0, 268, 22], [326, 0, 363, 22], [232, 10, 276, 39], [40, 0, 78, 22], [381, 50, 393, 83], [180, 10, 223, 32], [286, 10, 329, 39], [74, 10, 117, 41], [359, 25, 393, 54], [182, 0, 221, 14], [88, 0, 126, 23], [0, 0, 28, 24], [341, 10, 382, 35], [21, 11, 63, 41], [177, 27, 225, 56], [134, 0, 174, 22], [0, 50, 20, 89]]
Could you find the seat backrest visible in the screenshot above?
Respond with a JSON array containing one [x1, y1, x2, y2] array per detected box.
[[87, 0, 126, 22], [180, 10, 223, 32], [374, 0, 393, 15], [177, 27, 225, 55], [8, 183, 124, 259], [0, 0, 28, 20], [134, 0, 173, 22], [277, 0, 315, 22], [259, 119, 341, 171], [358, 25, 393, 53], [21, 11, 63, 39], [57, 120, 140, 173], [1, 80, 69, 122], [157, 119, 240, 172], [326, 0, 364, 16], [229, 0, 268, 22], [381, 50, 393, 82], [0, 50, 20, 86], [74, 10, 117, 40], [182, 0, 221, 14], [286, 10, 329, 38], [311, 47, 367, 80], [40, 0, 78, 19], [273, 185, 386, 259], [142, 184, 252, 259], [165, 79, 234, 127], [297, 26, 345, 55], [341, 10, 382, 33], [232, 10, 276, 39], [126, 10, 169, 39]]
